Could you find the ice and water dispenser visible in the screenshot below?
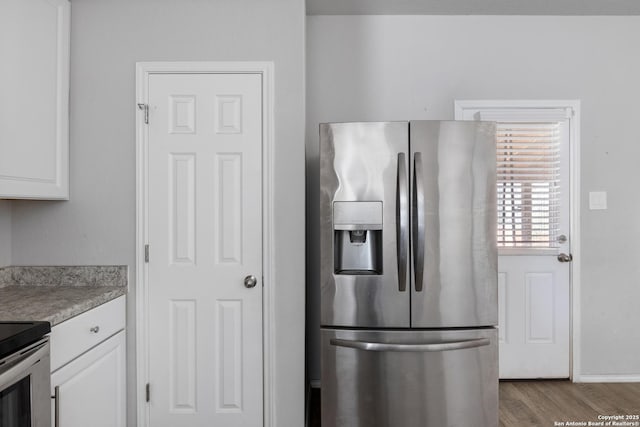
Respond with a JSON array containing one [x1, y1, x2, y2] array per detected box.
[[333, 201, 383, 275]]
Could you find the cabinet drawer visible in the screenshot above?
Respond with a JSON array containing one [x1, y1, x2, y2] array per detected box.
[[50, 296, 125, 371]]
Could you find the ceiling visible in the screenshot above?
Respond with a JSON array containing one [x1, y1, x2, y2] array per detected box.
[[306, 0, 640, 15]]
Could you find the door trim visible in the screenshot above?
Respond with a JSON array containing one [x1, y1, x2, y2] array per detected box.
[[135, 61, 275, 427], [455, 99, 581, 381]]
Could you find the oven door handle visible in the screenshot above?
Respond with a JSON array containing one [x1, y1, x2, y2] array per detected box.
[[0, 340, 49, 390]]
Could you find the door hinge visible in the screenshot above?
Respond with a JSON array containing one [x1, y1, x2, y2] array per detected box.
[[137, 103, 149, 124], [145, 244, 149, 263], [145, 383, 150, 402]]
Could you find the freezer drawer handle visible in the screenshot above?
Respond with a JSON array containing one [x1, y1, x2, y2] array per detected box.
[[413, 152, 425, 292], [396, 152, 409, 292], [330, 337, 490, 352]]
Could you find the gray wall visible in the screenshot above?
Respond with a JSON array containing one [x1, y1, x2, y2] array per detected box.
[[11, 0, 306, 425], [0, 202, 10, 267], [306, 15, 640, 381]]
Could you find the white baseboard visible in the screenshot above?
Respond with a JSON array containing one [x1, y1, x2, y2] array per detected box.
[[310, 380, 321, 389], [575, 374, 640, 383]]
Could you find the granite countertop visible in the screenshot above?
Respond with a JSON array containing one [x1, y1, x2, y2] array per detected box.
[[0, 266, 127, 326]]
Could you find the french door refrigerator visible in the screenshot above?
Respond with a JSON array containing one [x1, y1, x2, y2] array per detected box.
[[319, 121, 498, 427]]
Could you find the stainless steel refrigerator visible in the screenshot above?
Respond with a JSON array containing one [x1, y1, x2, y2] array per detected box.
[[319, 121, 498, 427]]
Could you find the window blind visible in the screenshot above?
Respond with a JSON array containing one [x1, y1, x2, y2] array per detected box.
[[496, 122, 560, 249]]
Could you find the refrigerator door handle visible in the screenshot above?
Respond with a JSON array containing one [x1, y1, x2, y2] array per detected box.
[[396, 152, 408, 292], [330, 337, 490, 352], [413, 152, 425, 291]]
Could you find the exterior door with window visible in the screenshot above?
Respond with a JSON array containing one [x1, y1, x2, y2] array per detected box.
[[456, 102, 575, 379]]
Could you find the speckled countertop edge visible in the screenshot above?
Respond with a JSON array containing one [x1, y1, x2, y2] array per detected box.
[[0, 286, 127, 326], [0, 266, 127, 326]]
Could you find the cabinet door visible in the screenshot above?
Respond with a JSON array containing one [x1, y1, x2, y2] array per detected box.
[[0, 0, 70, 199], [51, 331, 126, 427]]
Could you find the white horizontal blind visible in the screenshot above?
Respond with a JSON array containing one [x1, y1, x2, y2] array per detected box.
[[497, 122, 560, 249]]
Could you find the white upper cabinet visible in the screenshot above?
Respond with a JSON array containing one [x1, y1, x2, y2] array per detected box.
[[0, 0, 70, 199]]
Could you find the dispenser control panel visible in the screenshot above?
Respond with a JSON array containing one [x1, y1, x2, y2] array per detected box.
[[333, 201, 383, 275]]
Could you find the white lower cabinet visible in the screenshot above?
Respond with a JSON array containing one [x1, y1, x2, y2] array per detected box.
[[50, 297, 126, 427], [51, 331, 126, 427]]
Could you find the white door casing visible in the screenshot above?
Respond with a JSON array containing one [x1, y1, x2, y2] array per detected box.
[[136, 63, 275, 427], [455, 100, 581, 380]]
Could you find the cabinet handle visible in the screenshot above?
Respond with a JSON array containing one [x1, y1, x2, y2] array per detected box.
[[53, 385, 60, 427], [90, 326, 100, 333]]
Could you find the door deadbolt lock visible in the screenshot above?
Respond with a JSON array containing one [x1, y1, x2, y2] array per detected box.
[[557, 253, 573, 263], [244, 275, 258, 288]]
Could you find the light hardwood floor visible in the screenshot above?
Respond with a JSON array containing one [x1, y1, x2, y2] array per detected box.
[[500, 381, 640, 426], [309, 381, 640, 426]]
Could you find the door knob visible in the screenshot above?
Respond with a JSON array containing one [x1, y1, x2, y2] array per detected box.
[[557, 253, 573, 263], [244, 275, 258, 288]]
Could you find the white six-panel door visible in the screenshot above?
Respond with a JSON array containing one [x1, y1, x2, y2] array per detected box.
[[147, 73, 263, 426]]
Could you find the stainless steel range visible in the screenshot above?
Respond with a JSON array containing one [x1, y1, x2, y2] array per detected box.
[[0, 322, 51, 427], [320, 121, 499, 427]]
